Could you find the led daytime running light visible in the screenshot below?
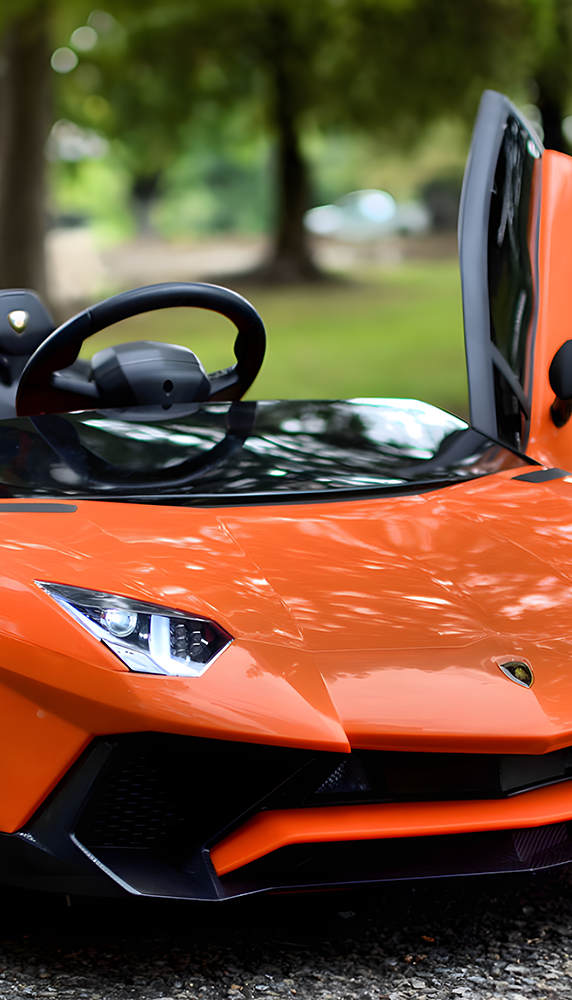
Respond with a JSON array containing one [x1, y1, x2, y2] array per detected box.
[[36, 581, 232, 676]]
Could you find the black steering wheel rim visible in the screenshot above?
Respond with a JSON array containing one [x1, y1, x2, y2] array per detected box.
[[15, 282, 266, 417]]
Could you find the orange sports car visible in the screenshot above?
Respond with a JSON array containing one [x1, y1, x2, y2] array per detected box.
[[0, 89, 571, 900]]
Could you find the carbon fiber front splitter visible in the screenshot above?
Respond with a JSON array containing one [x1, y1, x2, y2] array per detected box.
[[2, 820, 572, 901]]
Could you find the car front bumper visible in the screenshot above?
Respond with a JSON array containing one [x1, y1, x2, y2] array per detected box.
[[3, 733, 572, 900]]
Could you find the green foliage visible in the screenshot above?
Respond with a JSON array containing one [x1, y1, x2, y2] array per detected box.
[[83, 260, 468, 415], [4, 0, 560, 279], [55, 3, 202, 181], [340, 0, 529, 133], [156, 115, 272, 236], [53, 0, 530, 196], [305, 118, 469, 206], [244, 260, 467, 411], [0, 0, 51, 32], [50, 156, 134, 242], [520, 0, 572, 149], [49, 117, 468, 239]]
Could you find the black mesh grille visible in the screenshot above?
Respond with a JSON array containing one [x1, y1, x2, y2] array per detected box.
[[80, 750, 192, 848]]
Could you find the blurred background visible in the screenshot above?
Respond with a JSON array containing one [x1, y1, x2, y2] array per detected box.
[[0, 0, 570, 416]]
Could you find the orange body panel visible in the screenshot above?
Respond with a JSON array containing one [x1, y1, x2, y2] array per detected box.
[[223, 471, 572, 751], [5, 463, 572, 829], [0, 682, 88, 831], [210, 779, 572, 876], [527, 150, 572, 468]]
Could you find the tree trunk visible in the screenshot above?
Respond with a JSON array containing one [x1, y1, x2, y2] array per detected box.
[[130, 173, 162, 238], [266, 108, 321, 281], [255, 11, 323, 283], [0, 4, 51, 299]]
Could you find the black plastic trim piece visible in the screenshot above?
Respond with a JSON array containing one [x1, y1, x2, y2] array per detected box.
[[1, 741, 130, 897], [491, 344, 531, 417], [549, 340, 572, 400], [513, 468, 570, 483], [0, 503, 77, 512], [63, 479, 491, 507], [459, 91, 508, 440]]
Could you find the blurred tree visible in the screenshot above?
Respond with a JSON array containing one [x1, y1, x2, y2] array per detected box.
[[0, 0, 94, 298], [79, 0, 527, 281], [0, 0, 553, 295], [57, 3, 210, 236], [198, 0, 528, 280], [523, 0, 572, 151], [0, 1, 52, 296], [194, 0, 344, 280], [343, 0, 527, 130]]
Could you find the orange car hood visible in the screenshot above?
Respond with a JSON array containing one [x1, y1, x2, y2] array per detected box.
[[4, 468, 572, 754], [221, 471, 572, 752]]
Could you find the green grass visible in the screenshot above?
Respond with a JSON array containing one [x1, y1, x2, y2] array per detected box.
[[82, 258, 469, 418]]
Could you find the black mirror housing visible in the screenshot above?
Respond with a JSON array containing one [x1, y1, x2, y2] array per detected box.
[[549, 340, 572, 400], [549, 340, 572, 427]]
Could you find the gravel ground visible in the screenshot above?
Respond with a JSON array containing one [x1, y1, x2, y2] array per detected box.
[[2, 869, 572, 1000]]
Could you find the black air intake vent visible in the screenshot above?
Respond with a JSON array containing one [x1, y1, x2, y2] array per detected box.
[[306, 748, 572, 804], [74, 736, 572, 858], [75, 734, 315, 851]]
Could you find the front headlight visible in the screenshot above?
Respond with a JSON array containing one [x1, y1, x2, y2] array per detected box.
[[36, 581, 232, 676]]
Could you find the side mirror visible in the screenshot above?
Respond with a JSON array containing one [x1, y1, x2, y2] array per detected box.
[[549, 340, 572, 427]]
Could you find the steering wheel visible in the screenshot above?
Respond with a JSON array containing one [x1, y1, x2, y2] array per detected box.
[[15, 282, 266, 417]]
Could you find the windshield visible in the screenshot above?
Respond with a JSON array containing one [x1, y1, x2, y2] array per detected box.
[[0, 399, 528, 505]]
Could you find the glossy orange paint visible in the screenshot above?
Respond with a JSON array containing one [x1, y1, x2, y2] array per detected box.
[[0, 681, 88, 833], [0, 500, 348, 831], [223, 469, 572, 752], [527, 150, 572, 468], [210, 779, 572, 876], [6, 456, 572, 830]]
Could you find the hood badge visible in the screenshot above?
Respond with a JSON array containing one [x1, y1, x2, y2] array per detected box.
[[498, 660, 534, 688]]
